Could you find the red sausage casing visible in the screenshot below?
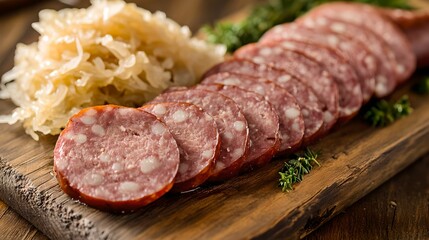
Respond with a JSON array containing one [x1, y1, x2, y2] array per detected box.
[[54, 105, 180, 212]]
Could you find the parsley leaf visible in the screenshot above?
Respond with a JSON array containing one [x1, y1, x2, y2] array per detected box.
[[279, 148, 320, 192], [203, 0, 414, 52], [363, 95, 413, 127]]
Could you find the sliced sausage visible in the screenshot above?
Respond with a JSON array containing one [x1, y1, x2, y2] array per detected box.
[[234, 42, 339, 134], [379, 8, 429, 29], [297, 15, 398, 98], [303, 2, 416, 83], [202, 72, 304, 154], [203, 59, 324, 143], [261, 23, 377, 100], [54, 105, 180, 212], [151, 89, 249, 182], [195, 84, 280, 172], [271, 39, 362, 122], [402, 22, 429, 68], [381, 9, 429, 68], [382, 8, 429, 66], [142, 102, 220, 192]]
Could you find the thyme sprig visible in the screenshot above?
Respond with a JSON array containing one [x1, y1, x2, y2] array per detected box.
[[363, 95, 413, 127], [202, 0, 413, 52], [278, 148, 320, 192]]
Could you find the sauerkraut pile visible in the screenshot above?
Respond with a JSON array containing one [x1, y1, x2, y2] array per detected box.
[[0, 0, 225, 140]]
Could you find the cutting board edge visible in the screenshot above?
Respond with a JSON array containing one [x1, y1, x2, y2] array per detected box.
[[1, 124, 428, 240], [254, 124, 429, 240], [0, 160, 110, 240]]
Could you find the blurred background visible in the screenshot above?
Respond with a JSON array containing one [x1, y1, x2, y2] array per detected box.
[[0, 0, 267, 76], [0, 0, 266, 32]]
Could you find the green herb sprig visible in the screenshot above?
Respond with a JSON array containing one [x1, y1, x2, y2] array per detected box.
[[363, 95, 413, 127], [412, 76, 429, 94], [203, 0, 413, 52], [278, 148, 320, 192]]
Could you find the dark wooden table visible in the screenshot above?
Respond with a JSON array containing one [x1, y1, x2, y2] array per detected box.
[[0, 1, 428, 239]]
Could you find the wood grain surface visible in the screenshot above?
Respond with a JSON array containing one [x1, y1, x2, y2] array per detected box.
[[306, 155, 429, 240], [1, 156, 427, 240], [0, 0, 428, 240]]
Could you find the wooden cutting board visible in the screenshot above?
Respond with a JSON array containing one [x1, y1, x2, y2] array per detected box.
[[1, 1, 429, 240]]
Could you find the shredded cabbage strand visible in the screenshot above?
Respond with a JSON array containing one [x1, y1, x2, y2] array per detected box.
[[0, 0, 226, 140]]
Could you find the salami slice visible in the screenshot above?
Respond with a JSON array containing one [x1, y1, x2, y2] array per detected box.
[[203, 59, 324, 143], [202, 72, 304, 154], [381, 9, 429, 68], [297, 16, 398, 99], [303, 2, 416, 83], [151, 89, 249, 182], [234, 42, 339, 134], [402, 22, 429, 68], [195, 84, 281, 172], [142, 102, 220, 192], [272, 40, 362, 122], [261, 23, 377, 100], [54, 106, 180, 212]]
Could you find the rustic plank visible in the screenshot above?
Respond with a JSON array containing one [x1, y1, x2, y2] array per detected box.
[[0, 200, 9, 219], [0, 79, 428, 240], [0, 205, 43, 240], [31, 232, 49, 240], [304, 156, 429, 240], [7, 154, 425, 240]]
